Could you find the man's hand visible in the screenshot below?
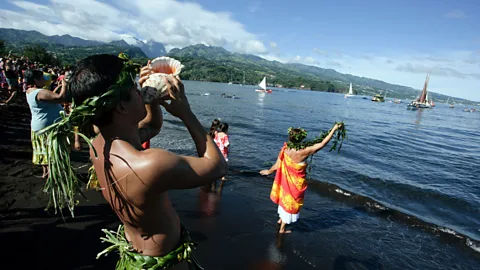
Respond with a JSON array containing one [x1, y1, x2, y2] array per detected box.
[[138, 60, 154, 88], [159, 76, 192, 120], [260, 169, 271, 176]]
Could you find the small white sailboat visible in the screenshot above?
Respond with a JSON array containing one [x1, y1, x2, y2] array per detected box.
[[447, 97, 455, 108], [344, 82, 354, 98], [255, 77, 272, 93]]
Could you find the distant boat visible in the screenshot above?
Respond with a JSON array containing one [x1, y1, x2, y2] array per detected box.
[[344, 82, 354, 98], [255, 77, 272, 93], [465, 108, 477, 113], [362, 95, 368, 100], [407, 74, 432, 110], [202, 93, 210, 96], [394, 99, 402, 104], [228, 82, 233, 85], [371, 93, 385, 102], [447, 97, 455, 108]]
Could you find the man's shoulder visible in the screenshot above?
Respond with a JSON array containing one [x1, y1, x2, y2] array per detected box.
[[137, 148, 183, 172]]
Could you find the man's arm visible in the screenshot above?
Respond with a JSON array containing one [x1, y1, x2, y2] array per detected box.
[[138, 100, 162, 143], [137, 60, 162, 143], [153, 112, 228, 190], [260, 156, 281, 175], [37, 79, 66, 103], [300, 124, 340, 158], [146, 76, 227, 189]]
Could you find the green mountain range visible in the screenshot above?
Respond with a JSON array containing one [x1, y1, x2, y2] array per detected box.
[[167, 44, 471, 103], [0, 28, 148, 61], [1, 28, 475, 104]]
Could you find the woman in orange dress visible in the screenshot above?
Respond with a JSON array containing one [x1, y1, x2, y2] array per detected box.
[[260, 123, 343, 233]]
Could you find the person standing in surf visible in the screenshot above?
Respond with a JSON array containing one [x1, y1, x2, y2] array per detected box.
[[214, 123, 230, 180], [208, 118, 221, 139], [260, 123, 343, 234]]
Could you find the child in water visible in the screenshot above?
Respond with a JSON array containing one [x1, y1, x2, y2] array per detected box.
[[214, 123, 230, 180]]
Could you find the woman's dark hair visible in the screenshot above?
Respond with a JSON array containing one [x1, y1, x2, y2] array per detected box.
[[24, 69, 44, 87], [209, 118, 221, 138], [288, 128, 307, 143], [69, 54, 128, 126], [218, 123, 229, 133]]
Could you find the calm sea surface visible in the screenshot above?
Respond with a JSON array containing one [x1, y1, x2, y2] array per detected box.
[[152, 81, 480, 269]]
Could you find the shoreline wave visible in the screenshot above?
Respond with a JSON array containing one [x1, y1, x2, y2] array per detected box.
[[230, 167, 480, 255]]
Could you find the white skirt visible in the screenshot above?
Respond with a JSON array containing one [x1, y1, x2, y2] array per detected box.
[[278, 205, 299, 224]]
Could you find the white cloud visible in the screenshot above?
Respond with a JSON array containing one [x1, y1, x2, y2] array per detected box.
[[445, 10, 466, 19], [233, 40, 267, 54], [259, 53, 286, 63], [0, 0, 267, 54], [304, 57, 318, 65]]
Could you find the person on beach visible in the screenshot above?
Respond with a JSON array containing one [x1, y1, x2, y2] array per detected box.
[[2, 59, 19, 105], [214, 123, 230, 181], [56, 54, 227, 269], [25, 69, 66, 178], [208, 118, 221, 139], [260, 123, 343, 234]]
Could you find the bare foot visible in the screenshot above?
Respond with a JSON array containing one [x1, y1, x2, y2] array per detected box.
[[277, 218, 282, 225], [279, 229, 291, 234]]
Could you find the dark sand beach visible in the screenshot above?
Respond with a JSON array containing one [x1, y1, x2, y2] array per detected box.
[[1, 91, 480, 270]]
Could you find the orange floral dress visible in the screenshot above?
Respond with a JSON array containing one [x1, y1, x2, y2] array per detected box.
[[270, 143, 307, 224]]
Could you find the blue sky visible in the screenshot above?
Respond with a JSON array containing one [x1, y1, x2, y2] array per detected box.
[[0, 0, 479, 100]]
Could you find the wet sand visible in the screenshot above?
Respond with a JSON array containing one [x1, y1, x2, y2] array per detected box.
[[1, 95, 480, 269]]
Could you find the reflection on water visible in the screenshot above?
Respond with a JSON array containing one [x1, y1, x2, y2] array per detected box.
[[249, 235, 288, 270], [257, 92, 265, 107], [197, 180, 225, 217], [415, 109, 424, 125]]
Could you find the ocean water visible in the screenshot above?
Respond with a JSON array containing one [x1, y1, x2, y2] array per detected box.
[[152, 81, 480, 268]]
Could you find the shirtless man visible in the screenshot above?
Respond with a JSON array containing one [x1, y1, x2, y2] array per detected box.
[[69, 55, 228, 269]]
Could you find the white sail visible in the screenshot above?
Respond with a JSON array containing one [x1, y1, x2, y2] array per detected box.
[[259, 77, 267, 90], [348, 83, 353, 95]]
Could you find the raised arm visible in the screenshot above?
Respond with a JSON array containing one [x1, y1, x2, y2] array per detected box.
[[52, 83, 62, 94], [36, 79, 66, 103], [150, 76, 228, 190], [137, 60, 163, 143], [301, 123, 341, 158]]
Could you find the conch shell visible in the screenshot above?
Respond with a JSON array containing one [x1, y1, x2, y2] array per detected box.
[[141, 57, 185, 104], [150, 56, 184, 75]]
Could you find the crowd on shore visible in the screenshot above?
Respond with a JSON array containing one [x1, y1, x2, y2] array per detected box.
[[0, 55, 72, 106]]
